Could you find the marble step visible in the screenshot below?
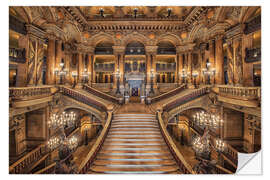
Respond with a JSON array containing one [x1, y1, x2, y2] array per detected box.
[[90, 165, 179, 173], [94, 159, 176, 166]]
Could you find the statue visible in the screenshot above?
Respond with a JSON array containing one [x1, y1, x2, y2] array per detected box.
[[235, 42, 243, 85], [226, 44, 234, 85]]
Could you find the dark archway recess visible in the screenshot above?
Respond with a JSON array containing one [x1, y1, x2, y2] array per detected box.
[[125, 41, 145, 55], [157, 41, 176, 55], [95, 42, 114, 55]]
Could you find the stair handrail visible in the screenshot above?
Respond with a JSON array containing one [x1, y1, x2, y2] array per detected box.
[[83, 84, 121, 104], [9, 144, 46, 174], [157, 111, 195, 174], [149, 84, 186, 104], [60, 86, 107, 112], [163, 87, 209, 112], [77, 111, 112, 173]]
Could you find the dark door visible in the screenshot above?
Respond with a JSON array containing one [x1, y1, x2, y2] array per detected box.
[[131, 87, 139, 96]]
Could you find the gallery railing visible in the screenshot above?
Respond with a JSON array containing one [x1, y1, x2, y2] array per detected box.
[[157, 112, 195, 174], [91, 83, 113, 91], [9, 86, 53, 101], [60, 87, 107, 112], [217, 85, 261, 101], [163, 87, 209, 112]]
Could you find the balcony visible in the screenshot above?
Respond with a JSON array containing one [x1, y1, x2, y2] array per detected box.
[[9, 47, 26, 63], [156, 63, 176, 72], [125, 47, 145, 55], [157, 47, 176, 55], [94, 64, 115, 72], [94, 47, 113, 55]]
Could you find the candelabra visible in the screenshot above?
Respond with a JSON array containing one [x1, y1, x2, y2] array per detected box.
[[115, 68, 121, 95], [55, 62, 68, 85], [71, 71, 78, 88], [192, 71, 199, 88], [149, 68, 155, 95], [202, 62, 216, 85], [82, 68, 90, 84], [179, 69, 188, 84]]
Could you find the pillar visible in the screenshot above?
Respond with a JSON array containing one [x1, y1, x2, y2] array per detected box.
[[46, 35, 56, 85], [242, 33, 254, 86], [87, 52, 94, 85], [77, 53, 83, 83], [209, 39, 215, 84], [146, 53, 151, 84], [215, 35, 224, 84], [187, 51, 192, 84], [177, 53, 183, 84], [55, 39, 62, 84]]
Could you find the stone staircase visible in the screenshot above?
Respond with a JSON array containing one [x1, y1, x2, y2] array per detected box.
[[89, 113, 179, 174]]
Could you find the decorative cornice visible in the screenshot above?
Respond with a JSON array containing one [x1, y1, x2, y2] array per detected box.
[[25, 24, 46, 40], [44, 24, 65, 41], [176, 43, 196, 53], [225, 23, 245, 40]]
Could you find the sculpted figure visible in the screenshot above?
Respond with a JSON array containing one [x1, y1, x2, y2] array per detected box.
[[226, 44, 234, 85]]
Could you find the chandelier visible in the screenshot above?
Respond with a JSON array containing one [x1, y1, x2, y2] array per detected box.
[[47, 135, 79, 151], [48, 111, 76, 129], [193, 111, 223, 130]]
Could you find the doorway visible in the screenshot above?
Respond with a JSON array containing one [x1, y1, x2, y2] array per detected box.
[[131, 87, 139, 96]]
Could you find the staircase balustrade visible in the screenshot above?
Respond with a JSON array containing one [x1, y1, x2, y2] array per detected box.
[[60, 87, 107, 112], [149, 84, 186, 104], [83, 84, 121, 104], [163, 87, 209, 112], [9, 144, 47, 174], [157, 112, 195, 174]]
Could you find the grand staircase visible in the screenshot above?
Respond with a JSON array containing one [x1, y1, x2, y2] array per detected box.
[[89, 113, 179, 174]]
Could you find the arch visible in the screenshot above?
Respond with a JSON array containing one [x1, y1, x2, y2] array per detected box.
[[62, 21, 82, 43], [63, 105, 103, 122], [89, 32, 115, 47], [121, 32, 148, 46], [155, 33, 182, 46], [10, 7, 32, 23], [188, 24, 207, 42], [240, 6, 261, 23]]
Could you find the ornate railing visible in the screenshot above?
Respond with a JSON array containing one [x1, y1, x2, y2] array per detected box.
[[156, 63, 176, 72], [157, 112, 195, 174], [78, 112, 112, 174], [217, 85, 261, 101], [149, 84, 186, 104], [94, 64, 115, 72], [163, 87, 209, 112], [9, 86, 53, 101], [34, 162, 56, 174], [83, 84, 121, 104], [60, 87, 107, 112], [9, 47, 26, 63], [9, 144, 47, 174], [214, 165, 234, 174]]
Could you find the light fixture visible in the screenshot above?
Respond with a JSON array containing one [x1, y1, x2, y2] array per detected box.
[[193, 110, 223, 130], [48, 111, 76, 129], [99, 8, 104, 17]]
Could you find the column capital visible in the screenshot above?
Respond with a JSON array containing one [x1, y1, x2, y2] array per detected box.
[[176, 43, 196, 53], [26, 24, 46, 41], [44, 23, 65, 41]]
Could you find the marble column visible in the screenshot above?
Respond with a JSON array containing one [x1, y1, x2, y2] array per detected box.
[[177, 53, 183, 83], [151, 53, 157, 88], [55, 39, 62, 84], [77, 53, 83, 84], [119, 53, 124, 85], [215, 35, 224, 85], [209, 39, 215, 84], [200, 43, 207, 84], [113, 54, 119, 89], [242, 33, 254, 86], [187, 51, 192, 84], [46, 35, 56, 85], [87, 52, 94, 86], [146, 53, 152, 84]]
